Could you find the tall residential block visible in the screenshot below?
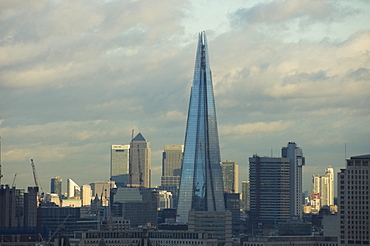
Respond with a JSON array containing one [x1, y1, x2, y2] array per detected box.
[[249, 155, 291, 227], [311, 166, 335, 211], [338, 154, 370, 245], [177, 32, 225, 223], [129, 133, 151, 188], [282, 142, 305, 219], [221, 160, 239, 193], [111, 144, 130, 187], [50, 176, 62, 196]]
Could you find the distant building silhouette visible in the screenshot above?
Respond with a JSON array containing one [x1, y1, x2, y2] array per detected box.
[[51, 176, 62, 197]]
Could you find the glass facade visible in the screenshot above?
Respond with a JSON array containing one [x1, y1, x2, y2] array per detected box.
[[177, 32, 225, 223]]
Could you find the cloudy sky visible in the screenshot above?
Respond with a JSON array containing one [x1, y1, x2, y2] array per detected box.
[[1, 0, 369, 194]]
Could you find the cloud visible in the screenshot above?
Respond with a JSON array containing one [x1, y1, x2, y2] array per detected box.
[[220, 120, 293, 138], [230, 0, 356, 26], [160, 110, 187, 122]]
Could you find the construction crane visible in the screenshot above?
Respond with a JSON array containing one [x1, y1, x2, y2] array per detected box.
[[137, 144, 143, 187], [30, 159, 44, 205], [129, 129, 134, 187], [12, 173, 17, 187]]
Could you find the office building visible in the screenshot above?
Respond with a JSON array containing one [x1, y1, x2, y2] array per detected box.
[[241, 180, 250, 211], [111, 144, 130, 187], [90, 181, 116, 204], [130, 133, 151, 188], [81, 184, 92, 206], [159, 145, 183, 208], [338, 154, 370, 245], [111, 187, 158, 228], [177, 31, 225, 223], [162, 145, 183, 177], [282, 142, 305, 219], [50, 176, 62, 197], [67, 178, 80, 199], [221, 160, 239, 193], [249, 155, 291, 228]]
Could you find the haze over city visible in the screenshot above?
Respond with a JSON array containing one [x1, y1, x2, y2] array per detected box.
[[1, 0, 369, 192]]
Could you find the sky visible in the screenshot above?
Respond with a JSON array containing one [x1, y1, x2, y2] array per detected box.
[[1, 0, 370, 194]]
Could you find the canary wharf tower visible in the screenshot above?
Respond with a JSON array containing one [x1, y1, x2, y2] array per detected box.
[[177, 32, 225, 223]]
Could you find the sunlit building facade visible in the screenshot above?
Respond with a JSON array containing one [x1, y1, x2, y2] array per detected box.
[[111, 144, 130, 187], [177, 32, 225, 223]]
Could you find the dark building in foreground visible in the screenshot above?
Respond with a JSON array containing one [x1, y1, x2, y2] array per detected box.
[[338, 154, 370, 245], [249, 155, 291, 228], [177, 31, 225, 223]]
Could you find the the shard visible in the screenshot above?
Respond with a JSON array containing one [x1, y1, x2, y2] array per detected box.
[[177, 31, 225, 223]]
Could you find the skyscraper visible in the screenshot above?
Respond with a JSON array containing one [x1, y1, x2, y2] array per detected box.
[[51, 176, 62, 196], [67, 178, 80, 198], [130, 133, 151, 188], [111, 144, 130, 187], [221, 160, 239, 193], [159, 145, 183, 209], [162, 145, 183, 177], [338, 154, 370, 245], [241, 180, 250, 211], [177, 31, 225, 223], [282, 142, 305, 219]]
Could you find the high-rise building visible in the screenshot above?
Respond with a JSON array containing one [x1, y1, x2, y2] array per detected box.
[[338, 154, 370, 245], [162, 145, 183, 177], [241, 180, 250, 211], [129, 133, 151, 188], [90, 180, 116, 203], [81, 184, 92, 206], [159, 145, 183, 209], [282, 142, 305, 219], [249, 155, 291, 227], [67, 179, 80, 199], [221, 161, 239, 193], [111, 144, 130, 187], [177, 32, 225, 223], [50, 176, 62, 196], [311, 166, 335, 211]]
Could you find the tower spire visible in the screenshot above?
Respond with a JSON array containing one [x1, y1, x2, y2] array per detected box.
[[177, 32, 225, 223]]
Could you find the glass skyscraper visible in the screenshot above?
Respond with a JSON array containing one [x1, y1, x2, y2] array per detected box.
[[177, 32, 225, 223]]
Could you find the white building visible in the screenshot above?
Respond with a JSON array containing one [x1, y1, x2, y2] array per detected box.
[[67, 178, 80, 198]]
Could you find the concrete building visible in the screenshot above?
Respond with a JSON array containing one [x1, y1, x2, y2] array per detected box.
[[188, 210, 232, 246], [338, 154, 370, 245], [249, 155, 291, 228], [90, 181, 116, 204], [110, 144, 130, 187], [243, 236, 338, 246], [0, 185, 38, 232], [311, 166, 335, 212], [130, 133, 151, 188], [76, 230, 218, 246], [221, 160, 239, 193], [111, 187, 158, 228]]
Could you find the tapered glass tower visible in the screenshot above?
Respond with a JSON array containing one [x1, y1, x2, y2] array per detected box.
[[177, 32, 225, 223]]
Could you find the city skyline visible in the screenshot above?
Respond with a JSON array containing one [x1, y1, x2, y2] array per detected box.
[[0, 1, 369, 192]]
